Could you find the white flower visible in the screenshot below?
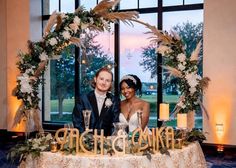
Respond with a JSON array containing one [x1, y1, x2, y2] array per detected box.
[[62, 30, 71, 40], [32, 143, 39, 149], [185, 72, 199, 88], [156, 45, 172, 56], [178, 63, 185, 71], [101, 18, 110, 30], [49, 38, 58, 46], [25, 68, 34, 75], [177, 53, 186, 62], [81, 23, 89, 30], [69, 23, 79, 33], [89, 17, 94, 24], [17, 74, 33, 93], [39, 52, 48, 61], [105, 98, 113, 108], [74, 16, 81, 25], [189, 87, 196, 94]]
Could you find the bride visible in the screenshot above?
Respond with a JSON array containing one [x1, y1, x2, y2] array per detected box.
[[119, 74, 150, 133]]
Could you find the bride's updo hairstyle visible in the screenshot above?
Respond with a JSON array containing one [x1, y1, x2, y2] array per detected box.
[[119, 74, 142, 97]]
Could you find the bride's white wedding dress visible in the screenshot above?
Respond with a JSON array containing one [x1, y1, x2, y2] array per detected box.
[[119, 112, 139, 132]]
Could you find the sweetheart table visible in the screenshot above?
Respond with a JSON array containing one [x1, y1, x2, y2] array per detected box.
[[19, 142, 207, 168]]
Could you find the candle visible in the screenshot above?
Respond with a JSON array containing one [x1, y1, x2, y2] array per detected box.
[[177, 113, 187, 129], [159, 103, 169, 121], [50, 141, 58, 153]]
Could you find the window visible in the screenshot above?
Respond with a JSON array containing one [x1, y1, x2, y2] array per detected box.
[[120, 13, 158, 127], [41, 0, 204, 129]]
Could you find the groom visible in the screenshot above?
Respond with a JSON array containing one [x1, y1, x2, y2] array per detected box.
[[72, 67, 120, 136]]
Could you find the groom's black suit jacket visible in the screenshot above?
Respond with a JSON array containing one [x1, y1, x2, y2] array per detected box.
[[72, 91, 120, 136]]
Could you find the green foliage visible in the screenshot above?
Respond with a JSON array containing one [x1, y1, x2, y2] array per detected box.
[[174, 129, 206, 144], [185, 129, 206, 143], [7, 133, 53, 163], [7, 129, 206, 164]]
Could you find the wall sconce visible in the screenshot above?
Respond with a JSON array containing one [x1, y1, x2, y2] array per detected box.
[[216, 123, 224, 136]]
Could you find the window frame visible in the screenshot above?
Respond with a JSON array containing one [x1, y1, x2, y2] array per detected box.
[[41, 0, 203, 130]]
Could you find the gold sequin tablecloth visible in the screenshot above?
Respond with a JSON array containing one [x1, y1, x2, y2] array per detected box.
[[19, 142, 207, 168]]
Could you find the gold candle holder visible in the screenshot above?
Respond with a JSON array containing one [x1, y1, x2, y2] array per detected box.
[[50, 141, 58, 153], [175, 138, 183, 149]]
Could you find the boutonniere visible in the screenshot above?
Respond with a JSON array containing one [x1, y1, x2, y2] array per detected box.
[[105, 98, 112, 108]]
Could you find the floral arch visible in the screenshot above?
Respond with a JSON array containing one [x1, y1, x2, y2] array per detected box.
[[13, 0, 209, 132], [13, 0, 138, 132]]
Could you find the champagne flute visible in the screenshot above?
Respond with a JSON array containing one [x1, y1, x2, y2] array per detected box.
[[83, 110, 92, 130], [64, 123, 74, 139], [64, 123, 74, 131]]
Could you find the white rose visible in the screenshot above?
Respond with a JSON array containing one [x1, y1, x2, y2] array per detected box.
[[39, 52, 48, 61], [105, 98, 113, 108], [62, 30, 71, 40], [21, 81, 33, 93], [49, 38, 58, 46], [178, 63, 185, 71], [177, 53, 186, 62], [185, 73, 199, 88], [18, 74, 33, 94], [74, 16, 81, 25], [69, 23, 78, 33], [189, 87, 196, 94]]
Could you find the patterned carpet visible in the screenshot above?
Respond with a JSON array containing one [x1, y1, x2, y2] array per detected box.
[[1, 140, 236, 168]]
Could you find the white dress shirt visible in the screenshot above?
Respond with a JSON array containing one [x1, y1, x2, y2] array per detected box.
[[94, 90, 107, 115]]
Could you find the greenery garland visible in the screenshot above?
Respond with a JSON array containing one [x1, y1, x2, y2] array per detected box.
[[7, 129, 206, 163], [12, 0, 138, 131]]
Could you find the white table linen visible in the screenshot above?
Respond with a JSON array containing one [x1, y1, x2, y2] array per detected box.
[[19, 142, 207, 168]]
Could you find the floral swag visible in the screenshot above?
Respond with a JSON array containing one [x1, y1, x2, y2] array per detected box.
[[134, 20, 210, 116], [12, 0, 138, 132]]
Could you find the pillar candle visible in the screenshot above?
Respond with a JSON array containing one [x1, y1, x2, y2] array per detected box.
[[177, 113, 187, 128], [159, 103, 169, 120]]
